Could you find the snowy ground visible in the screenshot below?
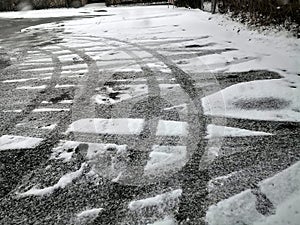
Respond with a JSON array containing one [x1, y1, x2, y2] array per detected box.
[[0, 3, 299, 225]]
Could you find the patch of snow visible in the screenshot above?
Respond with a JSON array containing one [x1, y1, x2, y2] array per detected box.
[[59, 100, 73, 104], [206, 189, 264, 225], [128, 189, 182, 211], [202, 79, 300, 122], [16, 85, 47, 90], [33, 108, 70, 112], [55, 84, 78, 88], [156, 120, 188, 136], [18, 163, 86, 196], [21, 67, 54, 72], [93, 84, 148, 105], [61, 69, 88, 74], [206, 124, 272, 138], [67, 118, 144, 135], [76, 208, 103, 218], [253, 190, 300, 225], [2, 78, 38, 83], [2, 109, 22, 113], [0, 135, 43, 151], [26, 58, 52, 63], [144, 145, 187, 176], [147, 216, 176, 225], [40, 124, 57, 130], [62, 64, 88, 70], [259, 161, 300, 207]]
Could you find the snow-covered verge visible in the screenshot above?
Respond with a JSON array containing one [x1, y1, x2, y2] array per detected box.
[[3, 4, 297, 122]]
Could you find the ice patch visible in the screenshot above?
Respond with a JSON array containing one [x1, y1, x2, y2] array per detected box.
[[67, 118, 144, 135], [0, 135, 43, 151]]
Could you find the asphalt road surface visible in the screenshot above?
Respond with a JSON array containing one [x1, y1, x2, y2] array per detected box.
[[0, 12, 299, 225]]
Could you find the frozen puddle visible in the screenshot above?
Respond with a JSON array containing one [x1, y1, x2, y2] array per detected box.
[[0, 135, 43, 151], [205, 124, 273, 139], [17, 163, 86, 197]]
